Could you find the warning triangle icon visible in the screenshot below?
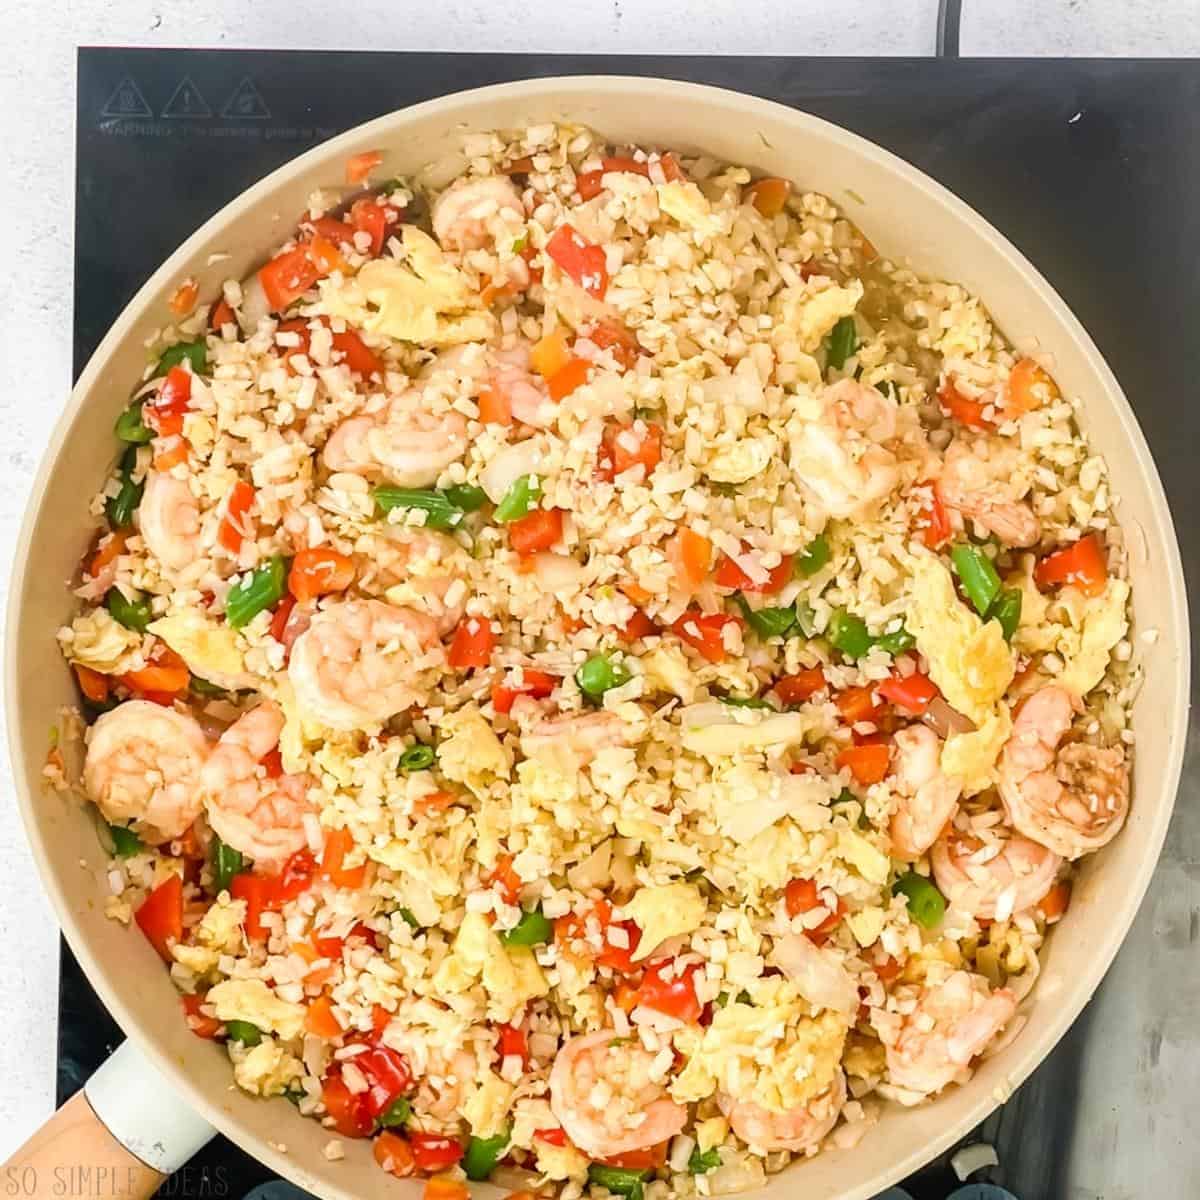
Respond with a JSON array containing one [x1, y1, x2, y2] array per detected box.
[[220, 77, 271, 121], [101, 76, 152, 119], [161, 76, 212, 119]]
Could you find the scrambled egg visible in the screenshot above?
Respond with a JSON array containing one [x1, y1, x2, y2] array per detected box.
[[1007, 554, 1054, 653], [206, 978, 306, 1040], [623, 883, 706, 960], [231, 1038, 303, 1097], [836, 829, 890, 886], [775, 279, 864, 352], [170, 894, 246, 979], [656, 181, 726, 239], [276, 680, 332, 773], [940, 704, 1012, 796], [147, 610, 254, 691], [370, 821, 475, 927], [845, 905, 886, 948], [58, 608, 142, 674], [905, 550, 1014, 725], [699, 761, 835, 845], [695, 1117, 729, 1154], [672, 979, 847, 1111], [1057, 578, 1130, 698], [321, 226, 495, 346], [461, 1069, 514, 1139], [639, 643, 700, 703], [436, 704, 512, 796], [704, 432, 777, 484], [534, 1139, 590, 1182], [433, 911, 548, 1023]]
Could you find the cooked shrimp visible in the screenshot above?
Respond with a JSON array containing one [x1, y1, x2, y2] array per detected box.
[[998, 685, 1129, 859], [413, 1049, 478, 1120], [200, 701, 311, 868], [718, 1071, 846, 1154], [363, 528, 469, 636], [549, 1029, 687, 1158], [139, 471, 202, 570], [521, 711, 632, 764], [83, 700, 209, 843], [882, 970, 1016, 1097], [889, 725, 961, 860], [322, 415, 378, 476], [791, 379, 900, 519], [369, 403, 470, 488], [432, 175, 525, 252], [288, 599, 443, 730], [489, 343, 554, 427], [937, 440, 1040, 547], [931, 827, 1061, 920]]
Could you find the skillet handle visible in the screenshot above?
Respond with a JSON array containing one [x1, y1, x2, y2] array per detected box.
[[1, 1038, 215, 1199]]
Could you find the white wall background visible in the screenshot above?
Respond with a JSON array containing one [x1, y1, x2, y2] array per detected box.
[[0, 0, 1197, 1159]]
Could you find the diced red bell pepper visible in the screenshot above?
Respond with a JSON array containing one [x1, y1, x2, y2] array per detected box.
[[145, 365, 193, 437], [535, 1128, 568, 1147], [181, 992, 222, 1039], [408, 1133, 464, 1173], [350, 197, 396, 257], [275, 848, 318, 904], [447, 617, 496, 669], [714, 548, 794, 594], [373, 1130, 416, 1177], [635, 959, 703, 1023], [496, 1023, 529, 1063], [121, 644, 190, 698], [938, 380, 993, 430], [74, 664, 110, 705], [917, 480, 953, 550], [602, 1143, 669, 1170], [217, 481, 256, 554], [491, 668, 557, 715], [745, 177, 792, 217], [836, 742, 891, 786], [670, 610, 740, 663], [303, 215, 357, 246], [1034, 533, 1108, 597], [356, 1043, 415, 1119], [345, 150, 383, 185], [585, 320, 640, 370], [876, 672, 940, 715], [269, 595, 297, 644], [135, 874, 183, 962], [598, 422, 663, 482], [546, 356, 592, 402], [509, 508, 564, 556], [332, 328, 382, 376], [555, 900, 641, 972], [545, 224, 609, 299], [773, 669, 827, 706], [210, 298, 236, 332], [322, 1072, 375, 1139], [259, 246, 323, 312], [619, 609, 659, 642]]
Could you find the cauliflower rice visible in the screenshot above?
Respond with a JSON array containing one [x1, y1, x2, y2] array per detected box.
[[53, 123, 1138, 1197]]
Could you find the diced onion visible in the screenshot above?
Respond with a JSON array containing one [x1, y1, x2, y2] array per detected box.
[[480, 436, 549, 503], [237, 272, 272, 333], [668, 1134, 696, 1173]]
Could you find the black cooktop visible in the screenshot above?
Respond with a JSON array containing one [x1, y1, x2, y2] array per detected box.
[[71, 48, 1200, 1200]]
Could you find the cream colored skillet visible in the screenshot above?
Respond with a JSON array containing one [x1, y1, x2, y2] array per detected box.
[[1, 77, 1189, 1200]]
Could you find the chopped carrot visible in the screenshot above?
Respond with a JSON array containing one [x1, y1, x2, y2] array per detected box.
[[306, 234, 348, 276], [614, 982, 640, 1014], [447, 617, 496, 669], [1006, 357, 1057, 417], [784, 878, 844, 933], [585, 320, 640, 370], [546, 356, 591, 401], [530, 329, 571, 378], [291, 939, 320, 964], [488, 853, 522, 905], [121, 644, 189, 697], [477, 385, 513, 425], [875, 955, 904, 983], [305, 995, 344, 1039], [210, 298, 236, 331], [1034, 533, 1108, 597], [623, 581, 653, 606], [88, 530, 128, 578], [413, 790, 456, 815], [603, 1142, 669, 1170], [917, 479, 953, 550], [320, 827, 367, 889], [288, 547, 355, 604], [74, 664, 109, 705], [373, 1131, 416, 1178], [836, 741, 891, 786], [152, 440, 189, 471], [503, 156, 534, 175], [619, 609, 659, 642], [509, 508, 563, 555], [938, 380, 994, 430], [834, 686, 883, 724], [424, 1178, 469, 1200], [168, 278, 199, 317], [745, 177, 792, 217], [345, 149, 383, 185], [598, 421, 663, 482], [669, 529, 712, 589], [1037, 881, 1072, 923]]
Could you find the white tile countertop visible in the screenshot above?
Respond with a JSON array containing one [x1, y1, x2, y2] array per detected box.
[[0, 0, 1197, 1166]]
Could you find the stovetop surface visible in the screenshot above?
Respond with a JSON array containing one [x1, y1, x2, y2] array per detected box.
[[72, 48, 1200, 1199]]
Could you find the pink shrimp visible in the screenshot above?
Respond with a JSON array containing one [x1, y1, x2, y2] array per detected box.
[[931, 827, 1062, 920], [937, 440, 1040, 548], [718, 1071, 846, 1154], [889, 724, 961, 859]]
